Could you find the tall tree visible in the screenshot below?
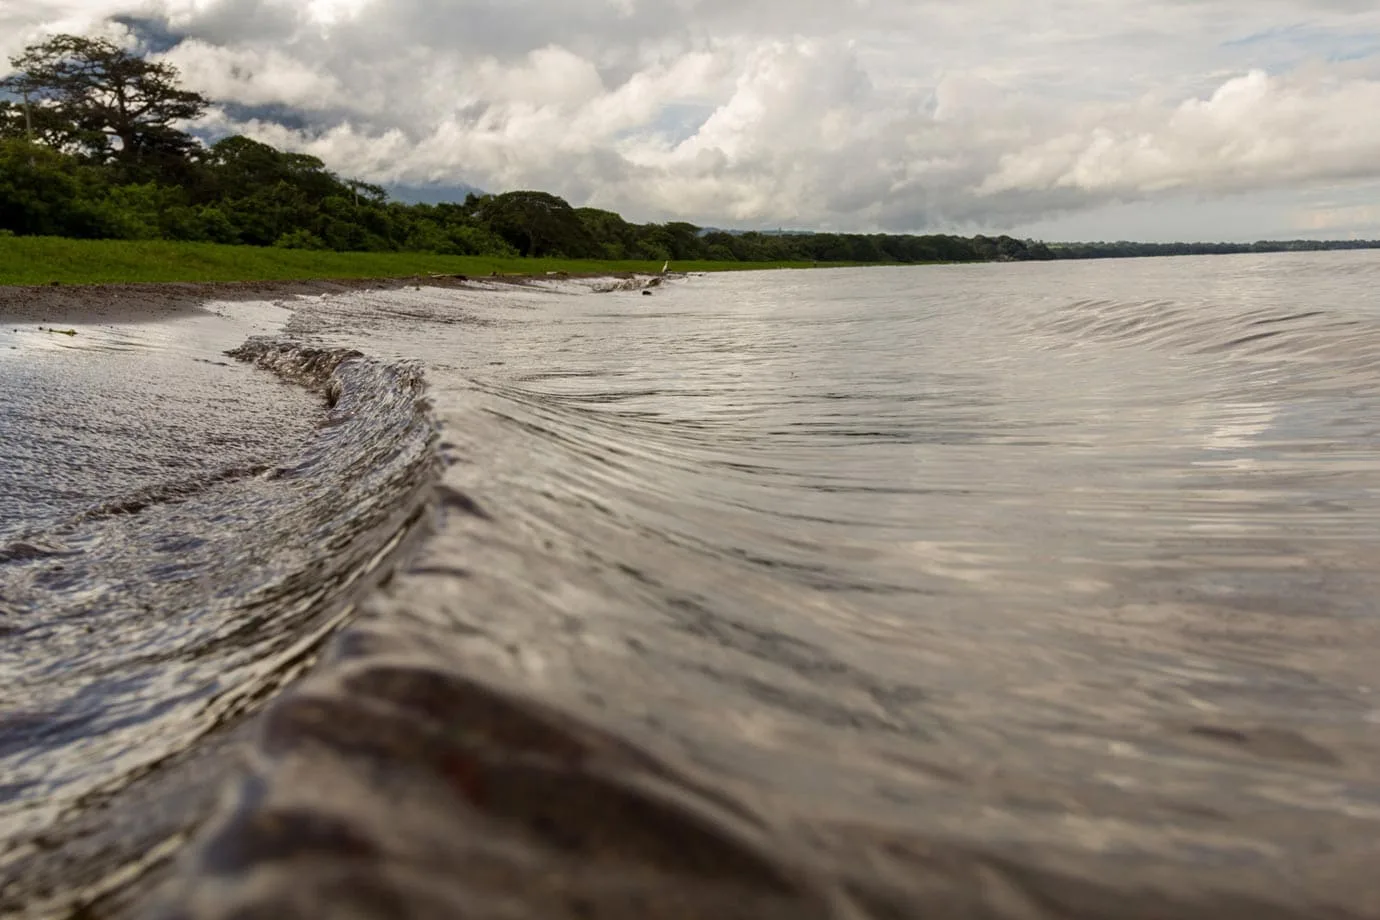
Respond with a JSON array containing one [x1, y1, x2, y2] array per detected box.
[[477, 191, 602, 258], [2, 34, 207, 166]]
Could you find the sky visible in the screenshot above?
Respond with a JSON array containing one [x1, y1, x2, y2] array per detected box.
[[4, 0, 1380, 241]]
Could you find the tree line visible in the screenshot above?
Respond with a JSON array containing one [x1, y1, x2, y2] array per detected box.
[[3, 34, 1377, 264]]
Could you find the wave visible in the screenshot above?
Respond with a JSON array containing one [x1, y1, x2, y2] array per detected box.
[[1022, 281, 1380, 375], [0, 340, 438, 918], [140, 266, 1380, 920], [142, 326, 871, 919]]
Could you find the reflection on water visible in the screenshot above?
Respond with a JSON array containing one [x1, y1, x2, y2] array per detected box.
[[9, 254, 1380, 917]]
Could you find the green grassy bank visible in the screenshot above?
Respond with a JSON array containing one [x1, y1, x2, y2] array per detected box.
[[0, 236, 851, 286]]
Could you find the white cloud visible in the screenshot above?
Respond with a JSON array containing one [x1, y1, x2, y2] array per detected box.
[[7, 0, 1380, 237], [981, 69, 1380, 199], [161, 40, 345, 109]]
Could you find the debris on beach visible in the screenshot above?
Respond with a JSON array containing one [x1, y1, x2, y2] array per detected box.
[[38, 326, 77, 336]]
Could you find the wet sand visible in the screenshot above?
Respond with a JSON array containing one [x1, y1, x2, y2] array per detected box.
[[0, 273, 650, 324]]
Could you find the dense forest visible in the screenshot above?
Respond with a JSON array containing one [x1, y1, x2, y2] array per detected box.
[[3, 34, 1378, 265]]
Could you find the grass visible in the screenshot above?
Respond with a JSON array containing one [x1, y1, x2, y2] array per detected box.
[[0, 236, 854, 286]]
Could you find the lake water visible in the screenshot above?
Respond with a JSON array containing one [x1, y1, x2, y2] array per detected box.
[[3, 253, 1380, 918]]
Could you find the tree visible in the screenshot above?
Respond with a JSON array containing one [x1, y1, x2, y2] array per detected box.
[[576, 207, 637, 258], [198, 136, 348, 201], [2, 34, 207, 167], [0, 100, 30, 140], [0, 138, 108, 236], [477, 191, 601, 257]]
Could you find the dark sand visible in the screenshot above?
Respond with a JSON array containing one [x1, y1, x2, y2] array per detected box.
[[0, 273, 652, 324]]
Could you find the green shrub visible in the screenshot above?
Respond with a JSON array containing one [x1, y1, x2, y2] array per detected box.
[[274, 228, 327, 250]]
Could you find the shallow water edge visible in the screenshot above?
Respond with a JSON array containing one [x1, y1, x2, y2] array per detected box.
[[0, 298, 445, 917]]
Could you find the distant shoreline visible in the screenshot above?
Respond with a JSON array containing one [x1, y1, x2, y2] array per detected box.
[[0, 236, 866, 290], [4, 241, 1378, 323]]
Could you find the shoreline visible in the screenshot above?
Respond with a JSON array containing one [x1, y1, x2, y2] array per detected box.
[[0, 271, 655, 324]]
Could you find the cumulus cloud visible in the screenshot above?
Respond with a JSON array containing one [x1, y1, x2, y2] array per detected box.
[[980, 69, 1380, 198], [6, 0, 1380, 236], [165, 40, 346, 109]]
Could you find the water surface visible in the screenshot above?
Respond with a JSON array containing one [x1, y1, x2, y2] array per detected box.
[[6, 255, 1380, 918]]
